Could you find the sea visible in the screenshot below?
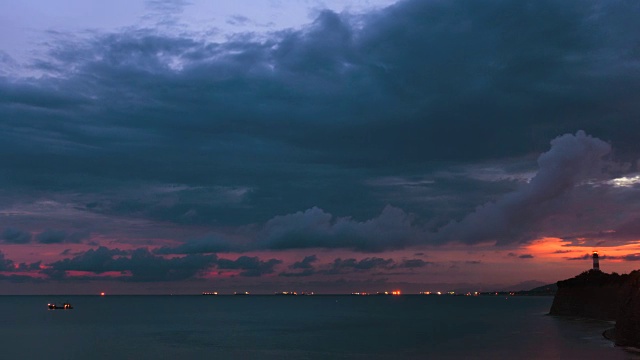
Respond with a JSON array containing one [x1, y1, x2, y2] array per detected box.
[[1, 295, 637, 359]]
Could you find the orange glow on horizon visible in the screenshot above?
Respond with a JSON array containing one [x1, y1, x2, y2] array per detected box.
[[525, 237, 579, 258], [528, 238, 633, 255], [525, 237, 640, 267]]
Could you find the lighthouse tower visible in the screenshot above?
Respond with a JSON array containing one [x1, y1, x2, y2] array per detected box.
[[592, 251, 600, 271]]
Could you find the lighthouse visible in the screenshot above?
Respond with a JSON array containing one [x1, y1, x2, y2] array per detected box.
[[592, 251, 600, 271]]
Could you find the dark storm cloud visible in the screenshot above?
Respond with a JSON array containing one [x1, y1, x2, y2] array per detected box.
[[47, 246, 217, 282], [154, 234, 236, 254], [279, 255, 319, 277], [120, 248, 217, 281], [280, 256, 425, 277], [151, 206, 421, 253], [1, 228, 32, 244], [0, 251, 15, 271], [48, 245, 281, 281], [15, 261, 42, 271], [5, 0, 637, 174], [216, 256, 282, 277], [397, 259, 430, 268], [34, 229, 87, 244], [1, 0, 640, 253], [0, 251, 41, 274], [290, 255, 318, 269], [325, 257, 395, 274], [343, 257, 394, 270], [35, 230, 67, 244], [519, 254, 534, 259], [48, 246, 128, 272], [260, 206, 420, 251]]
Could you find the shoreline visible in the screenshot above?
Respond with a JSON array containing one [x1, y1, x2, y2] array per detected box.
[[602, 327, 640, 356], [603, 327, 616, 342]]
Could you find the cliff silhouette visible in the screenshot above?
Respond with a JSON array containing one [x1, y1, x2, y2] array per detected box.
[[549, 269, 640, 347]]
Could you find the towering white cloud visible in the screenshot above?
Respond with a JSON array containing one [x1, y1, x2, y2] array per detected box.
[[437, 131, 611, 244]]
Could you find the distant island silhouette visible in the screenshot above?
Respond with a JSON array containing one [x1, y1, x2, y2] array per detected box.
[[549, 269, 640, 347]]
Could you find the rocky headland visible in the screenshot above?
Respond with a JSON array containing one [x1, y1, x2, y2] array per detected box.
[[549, 269, 640, 347]]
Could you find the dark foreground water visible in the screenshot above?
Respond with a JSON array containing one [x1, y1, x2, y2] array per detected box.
[[0, 295, 637, 359]]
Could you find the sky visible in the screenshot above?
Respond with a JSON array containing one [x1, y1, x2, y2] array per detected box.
[[1, 0, 640, 294]]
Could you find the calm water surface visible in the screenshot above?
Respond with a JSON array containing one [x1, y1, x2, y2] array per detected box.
[[0, 295, 637, 359]]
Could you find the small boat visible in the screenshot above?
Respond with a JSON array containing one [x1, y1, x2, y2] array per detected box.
[[48, 303, 73, 310]]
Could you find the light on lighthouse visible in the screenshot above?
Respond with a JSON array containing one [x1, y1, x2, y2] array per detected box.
[[592, 251, 600, 271]]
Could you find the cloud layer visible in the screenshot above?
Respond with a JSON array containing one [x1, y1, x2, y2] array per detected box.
[[1, 0, 640, 289], [2, 0, 640, 226]]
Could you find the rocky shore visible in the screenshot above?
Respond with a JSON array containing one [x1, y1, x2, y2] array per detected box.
[[549, 269, 640, 347]]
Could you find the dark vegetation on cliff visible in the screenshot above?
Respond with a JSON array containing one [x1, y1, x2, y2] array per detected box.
[[557, 269, 630, 287], [549, 269, 640, 347], [550, 269, 632, 320]]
